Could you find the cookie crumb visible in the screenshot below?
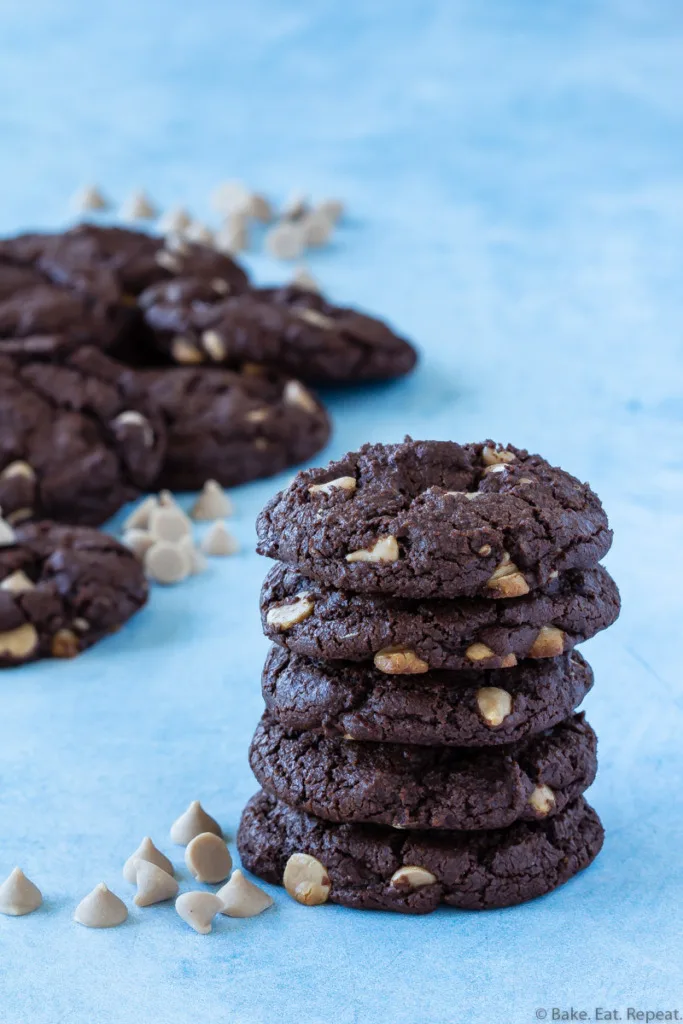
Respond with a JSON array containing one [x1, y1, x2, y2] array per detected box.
[[185, 833, 232, 884], [123, 836, 174, 884], [201, 521, 239, 556], [72, 184, 109, 212], [121, 189, 157, 221], [134, 861, 179, 907], [170, 800, 222, 845], [73, 883, 128, 928], [175, 891, 223, 934], [0, 867, 42, 916], [191, 480, 234, 521], [217, 869, 273, 918]]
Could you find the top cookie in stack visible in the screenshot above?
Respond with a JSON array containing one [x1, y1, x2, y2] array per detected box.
[[238, 438, 619, 914]]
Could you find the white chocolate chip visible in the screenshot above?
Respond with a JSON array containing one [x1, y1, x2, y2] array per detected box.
[[486, 555, 530, 598], [246, 193, 274, 223], [308, 476, 356, 496], [476, 687, 513, 727], [466, 642, 496, 662], [210, 180, 251, 214], [211, 278, 231, 295], [5, 508, 32, 526], [295, 307, 335, 330], [0, 461, 35, 481], [170, 800, 222, 845], [373, 646, 429, 674], [158, 206, 192, 234], [281, 191, 308, 220], [217, 869, 273, 917], [283, 380, 318, 413], [71, 184, 109, 212], [122, 528, 155, 560], [215, 216, 249, 254], [315, 199, 344, 224], [171, 336, 204, 364], [346, 535, 399, 564], [300, 212, 333, 248], [246, 407, 270, 424], [265, 223, 305, 261], [74, 883, 128, 928], [0, 623, 39, 660], [134, 861, 179, 907], [123, 495, 158, 532], [291, 267, 320, 292], [184, 221, 215, 246], [283, 853, 330, 906], [185, 833, 232, 884], [123, 836, 174, 884], [528, 784, 556, 816], [483, 463, 507, 475], [201, 521, 239, 557], [0, 570, 34, 594], [201, 330, 227, 362], [529, 625, 565, 659], [179, 535, 208, 575], [190, 479, 234, 520], [155, 249, 181, 273], [112, 410, 154, 448], [390, 865, 437, 890], [481, 446, 516, 467], [266, 593, 314, 631], [0, 868, 42, 916], [478, 544, 492, 556], [148, 506, 192, 543], [51, 629, 79, 658], [144, 542, 191, 585], [72, 617, 90, 633], [0, 517, 16, 546], [121, 189, 157, 221], [175, 891, 224, 934]]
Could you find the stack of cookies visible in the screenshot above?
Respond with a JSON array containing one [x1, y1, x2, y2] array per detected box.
[[238, 438, 620, 914]]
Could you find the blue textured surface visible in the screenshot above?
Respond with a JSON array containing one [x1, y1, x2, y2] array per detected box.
[[1, 2, 682, 1022]]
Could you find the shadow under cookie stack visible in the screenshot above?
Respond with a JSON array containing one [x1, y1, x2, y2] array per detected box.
[[238, 438, 620, 914]]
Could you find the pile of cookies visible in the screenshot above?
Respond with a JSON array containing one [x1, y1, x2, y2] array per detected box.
[[238, 438, 620, 913], [0, 223, 416, 666]]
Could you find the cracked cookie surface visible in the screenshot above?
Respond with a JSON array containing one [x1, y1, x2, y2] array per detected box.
[[261, 646, 593, 747], [0, 347, 166, 525], [138, 280, 417, 383], [131, 366, 330, 490], [0, 521, 148, 667], [256, 439, 613, 599], [261, 562, 620, 670], [237, 791, 604, 913], [249, 712, 597, 831]]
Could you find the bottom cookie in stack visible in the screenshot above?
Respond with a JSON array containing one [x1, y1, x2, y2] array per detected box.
[[238, 791, 603, 914]]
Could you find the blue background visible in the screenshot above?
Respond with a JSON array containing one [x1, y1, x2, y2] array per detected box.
[[1, 2, 682, 1022]]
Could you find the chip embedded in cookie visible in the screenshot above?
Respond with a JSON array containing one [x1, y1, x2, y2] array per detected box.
[[0, 521, 148, 667]]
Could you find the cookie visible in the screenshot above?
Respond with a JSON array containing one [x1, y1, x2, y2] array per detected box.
[[237, 791, 604, 913], [0, 249, 120, 360], [0, 521, 148, 667], [261, 562, 620, 671], [137, 280, 417, 383], [131, 366, 331, 491], [0, 347, 166, 526], [261, 646, 593, 747], [249, 712, 597, 832], [256, 439, 613, 599]]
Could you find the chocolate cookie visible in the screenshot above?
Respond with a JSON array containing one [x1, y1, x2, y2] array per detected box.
[[256, 439, 613, 599], [237, 791, 604, 913], [137, 280, 417, 383], [0, 225, 249, 364], [249, 712, 597, 832], [131, 366, 330, 491], [261, 562, 620, 671], [261, 646, 593, 747], [0, 347, 166, 525], [0, 521, 148, 667]]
